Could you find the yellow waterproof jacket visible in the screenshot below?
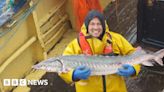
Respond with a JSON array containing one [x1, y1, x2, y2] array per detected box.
[[59, 24, 141, 92]]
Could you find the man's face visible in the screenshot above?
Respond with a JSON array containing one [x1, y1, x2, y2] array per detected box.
[[88, 17, 103, 38]]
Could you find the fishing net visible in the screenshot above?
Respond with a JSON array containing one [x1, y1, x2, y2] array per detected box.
[[0, 0, 27, 27]]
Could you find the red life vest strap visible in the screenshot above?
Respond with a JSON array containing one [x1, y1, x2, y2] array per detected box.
[[78, 32, 113, 55], [78, 32, 93, 55], [103, 32, 113, 54]]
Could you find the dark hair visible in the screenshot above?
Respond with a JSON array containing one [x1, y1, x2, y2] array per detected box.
[[84, 10, 106, 40]]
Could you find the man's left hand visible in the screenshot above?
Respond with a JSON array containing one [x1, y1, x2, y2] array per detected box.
[[117, 64, 136, 77]]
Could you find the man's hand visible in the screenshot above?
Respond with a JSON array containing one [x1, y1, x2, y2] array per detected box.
[[117, 64, 136, 77], [72, 66, 91, 81]]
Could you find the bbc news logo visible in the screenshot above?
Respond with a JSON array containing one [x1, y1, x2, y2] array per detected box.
[[3, 79, 48, 86]]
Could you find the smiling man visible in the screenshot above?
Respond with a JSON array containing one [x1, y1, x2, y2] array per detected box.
[[87, 17, 103, 37]]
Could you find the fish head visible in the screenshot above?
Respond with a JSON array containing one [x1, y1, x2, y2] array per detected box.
[[32, 58, 63, 72]]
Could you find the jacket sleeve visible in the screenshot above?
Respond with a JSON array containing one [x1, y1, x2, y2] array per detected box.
[[114, 33, 141, 76], [115, 34, 136, 55], [59, 39, 82, 84], [132, 64, 141, 76]]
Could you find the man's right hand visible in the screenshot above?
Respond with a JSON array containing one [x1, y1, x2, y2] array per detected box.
[[72, 66, 91, 81]]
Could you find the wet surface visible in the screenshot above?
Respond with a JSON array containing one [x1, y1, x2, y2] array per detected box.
[[126, 66, 164, 92], [30, 73, 75, 92]]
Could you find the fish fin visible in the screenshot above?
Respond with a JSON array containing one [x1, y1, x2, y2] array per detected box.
[[154, 49, 164, 55], [59, 67, 71, 73], [153, 49, 164, 66], [154, 57, 164, 66], [141, 61, 154, 66], [153, 49, 164, 59], [58, 71, 62, 74], [70, 83, 75, 86], [58, 70, 68, 74], [136, 46, 142, 51]]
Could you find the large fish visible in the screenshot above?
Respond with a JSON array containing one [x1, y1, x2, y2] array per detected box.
[[32, 47, 164, 76]]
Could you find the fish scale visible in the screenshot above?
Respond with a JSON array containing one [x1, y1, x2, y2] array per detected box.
[[32, 47, 164, 76]]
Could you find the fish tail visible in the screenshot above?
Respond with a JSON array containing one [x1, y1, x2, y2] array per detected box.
[[153, 49, 164, 66]]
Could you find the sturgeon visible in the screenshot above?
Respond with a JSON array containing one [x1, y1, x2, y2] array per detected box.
[[32, 47, 164, 76]]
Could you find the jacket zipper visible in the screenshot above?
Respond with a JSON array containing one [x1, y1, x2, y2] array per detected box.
[[102, 75, 106, 92]]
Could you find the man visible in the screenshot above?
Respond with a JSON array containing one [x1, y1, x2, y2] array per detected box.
[[59, 10, 140, 92]]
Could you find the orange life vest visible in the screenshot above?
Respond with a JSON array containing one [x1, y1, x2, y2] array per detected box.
[[78, 32, 113, 55]]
